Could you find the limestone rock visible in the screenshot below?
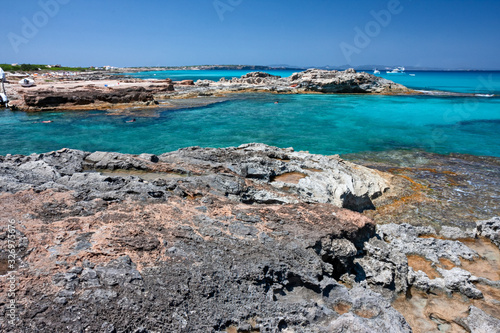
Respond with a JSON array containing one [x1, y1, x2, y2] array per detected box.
[[476, 217, 500, 249], [289, 68, 409, 93], [460, 306, 500, 333]]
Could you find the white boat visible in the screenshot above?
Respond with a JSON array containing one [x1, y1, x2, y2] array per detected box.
[[373, 69, 380, 75], [19, 78, 35, 87], [386, 66, 406, 75], [409, 74, 416, 76]]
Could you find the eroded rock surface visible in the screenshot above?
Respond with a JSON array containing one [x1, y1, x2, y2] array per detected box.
[[476, 217, 500, 249], [1, 145, 499, 332], [0, 143, 388, 212]]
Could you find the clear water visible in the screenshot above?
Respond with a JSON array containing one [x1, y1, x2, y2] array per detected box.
[[375, 71, 500, 94], [1, 92, 499, 157], [124, 69, 298, 82]]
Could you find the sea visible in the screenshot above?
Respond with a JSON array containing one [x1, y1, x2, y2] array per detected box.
[[0, 70, 499, 157]]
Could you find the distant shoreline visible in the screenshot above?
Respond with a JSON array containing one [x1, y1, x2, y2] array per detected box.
[[2, 63, 500, 74]]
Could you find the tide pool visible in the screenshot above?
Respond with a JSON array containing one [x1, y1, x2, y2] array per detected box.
[[1, 93, 499, 157]]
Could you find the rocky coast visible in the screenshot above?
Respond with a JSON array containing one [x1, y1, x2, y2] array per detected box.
[[2, 69, 413, 112], [1, 144, 499, 332]]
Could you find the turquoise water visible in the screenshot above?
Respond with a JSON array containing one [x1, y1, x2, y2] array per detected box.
[[1, 92, 499, 157], [375, 71, 500, 94], [124, 69, 298, 82]]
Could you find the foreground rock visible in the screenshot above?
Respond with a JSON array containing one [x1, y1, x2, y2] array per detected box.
[[0, 143, 388, 211], [4, 68, 412, 111], [1, 144, 499, 332]]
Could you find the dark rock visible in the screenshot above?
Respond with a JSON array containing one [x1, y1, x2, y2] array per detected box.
[[2, 146, 498, 332]]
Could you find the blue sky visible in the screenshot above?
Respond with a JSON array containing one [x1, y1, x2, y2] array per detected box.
[[1, 0, 499, 69]]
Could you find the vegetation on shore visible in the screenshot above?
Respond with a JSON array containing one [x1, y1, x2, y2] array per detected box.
[[0, 64, 97, 72]]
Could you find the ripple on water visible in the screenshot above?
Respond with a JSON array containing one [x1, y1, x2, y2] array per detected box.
[[0, 93, 499, 157]]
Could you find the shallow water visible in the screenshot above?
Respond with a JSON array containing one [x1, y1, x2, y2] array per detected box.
[[123, 69, 298, 82], [1, 93, 499, 156]]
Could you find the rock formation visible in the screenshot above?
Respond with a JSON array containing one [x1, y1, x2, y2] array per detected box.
[[1, 144, 499, 332], [289, 69, 409, 93], [4, 69, 413, 111], [5, 80, 174, 112]]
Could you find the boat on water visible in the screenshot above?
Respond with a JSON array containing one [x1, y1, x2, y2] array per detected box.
[[386, 66, 406, 75], [373, 69, 380, 75]]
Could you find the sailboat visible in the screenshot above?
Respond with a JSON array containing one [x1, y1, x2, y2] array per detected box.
[[386, 66, 406, 75]]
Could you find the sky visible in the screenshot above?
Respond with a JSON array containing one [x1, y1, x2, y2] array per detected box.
[[1, 0, 499, 69]]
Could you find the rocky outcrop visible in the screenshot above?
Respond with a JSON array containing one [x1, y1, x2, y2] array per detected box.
[[6, 80, 174, 111], [289, 69, 409, 94], [0, 144, 409, 333], [0, 143, 389, 211], [4, 68, 413, 111], [224, 71, 283, 85], [174, 79, 195, 85], [206, 68, 412, 95], [21, 87, 156, 110], [1, 145, 499, 332]]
